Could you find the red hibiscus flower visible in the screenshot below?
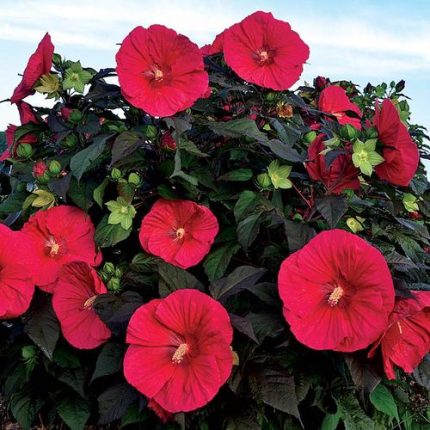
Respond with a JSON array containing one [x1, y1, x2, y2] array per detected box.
[[52, 262, 111, 349], [374, 99, 419, 186], [0, 224, 35, 319], [306, 134, 360, 194], [22, 205, 102, 293], [278, 229, 395, 352], [222, 11, 309, 90], [124, 289, 233, 413], [318, 85, 362, 129], [139, 199, 219, 269], [369, 291, 430, 379], [10, 33, 54, 104], [1, 102, 39, 161], [116, 25, 209, 117], [201, 30, 225, 56]]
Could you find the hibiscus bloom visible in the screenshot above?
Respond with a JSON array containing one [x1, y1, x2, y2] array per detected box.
[[10, 33, 54, 104], [369, 291, 430, 379], [201, 30, 225, 56], [124, 289, 233, 413], [116, 25, 209, 117], [306, 134, 360, 194], [0, 224, 35, 319], [222, 11, 309, 90], [139, 199, 219, 269], [374, 99, 419, 186], [1, 102, 39, 161], [278, 229, 395, 352], [22, 205, 102, 293], [318, 85, 362, 129], [52, 262, 111, 349]]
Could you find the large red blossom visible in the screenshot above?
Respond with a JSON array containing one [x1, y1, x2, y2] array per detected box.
[[369, 291, 430, 379], [139, 199, 219, 269], [374, 99, 419, 186], [10, 33, 54, 104], [318, 85, 362, 129], [201, 30, 225, 56], [124, 289, 233, 413], [0, 224, 35, 319], [278, 229, 395, 352], [52, 262, 111, 349], [22, 205, 102, 293], [116, 25, 209, 117], [222, 11, 309, 90], [1, 102, 39, 161], [306, 134, 360, 194]]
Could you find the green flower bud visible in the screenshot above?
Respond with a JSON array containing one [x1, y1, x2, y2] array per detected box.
[[16, 143, 33, 159], [107, 277, 121, 292], [339, 124, 359, 141], [22, 345, 37, 360], [346, 216, 365, 233], [257, 173, 272, 188], [265, 92, 276, 102], [144, 125, 158, 139], [103, 262, 115, 276], [303, 131, 317, 143], [69, 110, 83, 123], [62, 133, 78, 149], [111, 168, 122, 180], [48, 160, 62, 175], [114, 267, 123, 278], [128, 172, 141, 187]]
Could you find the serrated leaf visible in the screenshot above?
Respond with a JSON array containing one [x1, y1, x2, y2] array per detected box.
[[95, 214, 131, 247], [157, 261, 204, 297], [321, 411, 341, 430], [98, 383, 137, 425], [10, 388, 45, 430], [203, 243, 241, 282], [209, 265, 266, 302], [316, 195, 348, 228], [57, 396, 91, 430], [370, 384, 399, 422], [91, 342, 124, 383]]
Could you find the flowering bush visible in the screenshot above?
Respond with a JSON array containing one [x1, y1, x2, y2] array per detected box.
[[0, 10, 429, 430]]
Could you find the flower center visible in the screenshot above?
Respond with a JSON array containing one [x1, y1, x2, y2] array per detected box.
[[46, 236, 61, 257], [328, 285, 344, 306], [254, 47, 274, 65], [172, 343, 189, 364], [153, 68, 163, 81], [83, 295, 97, 310], [175, 227, 185, 240]]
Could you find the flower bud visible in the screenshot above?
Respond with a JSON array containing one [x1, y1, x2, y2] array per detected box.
[[128, 172, 141, 187], [103, 262, 115, 276], [111, 168, 122, 180], [22, 345, 37, 360], [346, 217, 365, 233], [144, 125, 158, 140], [33, 160, 48, 178], [160, 132, 177, 151], [62, 133, 78, 149], [48, 160, 62, 175], [303, 131, 317, 144], [107, 277, 121, 292], [16, 143, 33, 159], [69, 109, 83, 123], [114, 267, 123, 278], [314, 76, 328, 91], [339, 124, 358, 141], [257, 173, 272, 188], [265, 92, 276, 102]]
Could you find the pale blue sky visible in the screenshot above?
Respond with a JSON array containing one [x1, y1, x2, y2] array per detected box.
[[1, 0, 429, 158]]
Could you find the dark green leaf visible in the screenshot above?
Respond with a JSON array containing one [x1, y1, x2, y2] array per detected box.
[[68, 177, 97, 211], [70, 133, 114, 180], [208, 117, 268, 142], [335, 393, 375, 430], [57, 368, 86, 397], [10, 388, 45, 430], [344, 354, 381, 393], [237, 212, 263, 251], [315, 195, 348, 228], [229, 313, 259, 343], [246, 312, 285, 342], [111, 131, 142, 166], [98, 383, 138, 425], [57, 396, 91, 430], [179, 139, 208, 157], [284, 220, 316, 253], [369, 384, 399, 421], [0, 191, 27, 215], [93, 177, 109, 208], [260, 139, 305, 162], [321, 411, 341, 430], [209, 265, 266, 301], [218, 168, 253, 182], [48, 173, 72, 201], [24, 300, 60, 360], [53, 345, 80, 369], [157, 261, 204, 297], [95, 214, 132, 247], [91, 342, 124, 383], [203, 243, 241, 282]]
